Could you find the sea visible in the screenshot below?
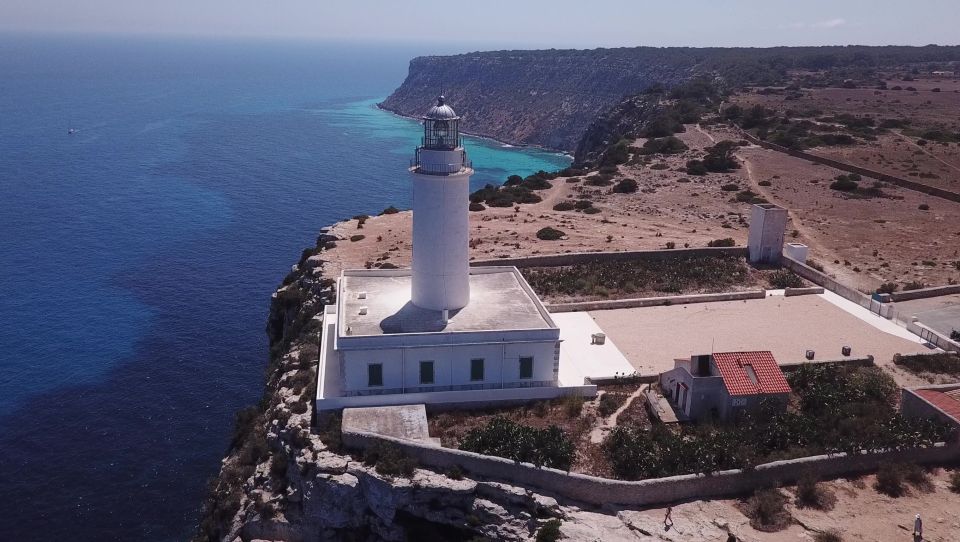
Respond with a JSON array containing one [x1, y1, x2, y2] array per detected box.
[[0, 34, 570, 541]]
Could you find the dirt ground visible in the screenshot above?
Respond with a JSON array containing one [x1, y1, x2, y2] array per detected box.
[[560, 468, 960, 542], [730, 79, 960, 192], [316, 117, 960, 295]]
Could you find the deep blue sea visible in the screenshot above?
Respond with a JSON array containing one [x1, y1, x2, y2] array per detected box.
[[0, 34, 569, 541]]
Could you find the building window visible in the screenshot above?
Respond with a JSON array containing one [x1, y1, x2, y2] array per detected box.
[[470, 358, 484, 381], [519, 356, 533, 379], [368, 363, 383, 387], [419, 361, 434, 385]]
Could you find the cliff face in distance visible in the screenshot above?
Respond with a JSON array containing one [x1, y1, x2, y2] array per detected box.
[[379, 48, 696, 150], [381, 45, 960, 153]]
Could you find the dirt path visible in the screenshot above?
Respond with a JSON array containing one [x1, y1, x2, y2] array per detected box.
[[588, 387, 645, 444]]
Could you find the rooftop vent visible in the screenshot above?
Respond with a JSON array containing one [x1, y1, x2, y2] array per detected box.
[[591, 333, 606, 345], [357, 291, 367, 300], [358, 306, 368, 316]]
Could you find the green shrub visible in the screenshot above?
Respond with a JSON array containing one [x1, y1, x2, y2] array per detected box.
[[380, 205, 400, 215], [553, 201, 576, 211], [535, 519, 563, 542], [612, 178, 639, 194], [582, 207, 601, 214], [445, 465, 464, 480], [758, 180, 772, 186], [460, 416, 574, 470], [949, 470, 960, 493], [795, 475, 836, 510], [744, 488, 791, 532], [768, 270, 804, 289], [505, 174, 524, 186], [903, 281, 926, 291], [686, 160, 707, 175], [536, 227, 566, 241], [349, 234, 365, 242], [574, 199, 594, 210], [814, 530, 843, 542], [363, 441, 417, 478], [919, 203, 930, 210], [721, 183, 740, 192], [585, 174, 614, 186], [560, 394, 585, 418], [702, 141, 740, 172], [874, 462, 907, 497], [876, 282, 898, 294], [636, 136, 688, 155], [830, 174, 859, 192], [469, 202, 485, 212], [707, 238, 736, 247], [951, 330, 960, 342]]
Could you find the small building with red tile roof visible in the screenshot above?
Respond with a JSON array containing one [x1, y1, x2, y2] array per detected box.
[[902, 384, 960, 431], [660, 351, 791, 422]]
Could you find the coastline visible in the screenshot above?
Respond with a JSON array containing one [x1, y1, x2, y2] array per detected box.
[[375, 101, 573, 157]]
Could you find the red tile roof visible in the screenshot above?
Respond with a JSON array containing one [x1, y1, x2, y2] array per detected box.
[[914, 389, 960, 421], [712, 351, 792, 396]]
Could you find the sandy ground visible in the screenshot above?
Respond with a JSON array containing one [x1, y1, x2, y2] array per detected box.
[[560, 468, 960, 542], [587, 293, 932, 385]]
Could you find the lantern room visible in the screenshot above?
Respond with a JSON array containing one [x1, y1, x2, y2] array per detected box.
[[421, 95, 460, 150]]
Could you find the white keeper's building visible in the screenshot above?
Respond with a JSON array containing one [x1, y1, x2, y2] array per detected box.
[[315, 96, 609, 411]]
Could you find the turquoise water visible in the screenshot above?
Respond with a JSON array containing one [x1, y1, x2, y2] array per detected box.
[[0, 34, 568, 541]]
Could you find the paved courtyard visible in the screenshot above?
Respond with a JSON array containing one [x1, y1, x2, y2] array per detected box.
[[896, 294, 960, 339], [588, 292, 931, 376]]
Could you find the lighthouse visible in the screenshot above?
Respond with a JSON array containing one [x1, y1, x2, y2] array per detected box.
[[409, 96, 473, 311]]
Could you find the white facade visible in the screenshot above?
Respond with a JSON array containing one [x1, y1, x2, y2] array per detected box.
[[315, 268, 595, 411], [747, 203, 788, 264]]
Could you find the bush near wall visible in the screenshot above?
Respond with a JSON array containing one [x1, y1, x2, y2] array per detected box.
[[459, 416, 574, 470], [602, 365, 951, 480]]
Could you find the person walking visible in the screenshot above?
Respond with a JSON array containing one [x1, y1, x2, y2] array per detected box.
[[663, 506, 673, 529], [914, 513, 923, 540]]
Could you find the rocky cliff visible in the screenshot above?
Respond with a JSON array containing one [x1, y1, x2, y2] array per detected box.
[[379, 48, 697, 150], [194, 229, 570, 542]]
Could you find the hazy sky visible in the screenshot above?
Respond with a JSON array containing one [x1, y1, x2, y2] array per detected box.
[[2, 0, 958, 49]]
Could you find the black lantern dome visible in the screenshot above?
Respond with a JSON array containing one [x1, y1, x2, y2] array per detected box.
[[422, 96, 460, 150]]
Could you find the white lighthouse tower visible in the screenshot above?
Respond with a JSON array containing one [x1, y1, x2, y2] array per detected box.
[[409, 96, 473, 311]]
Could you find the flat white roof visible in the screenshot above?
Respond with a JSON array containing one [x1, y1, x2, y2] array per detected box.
[[553, 311, 636, 385], [338, 266, 557, 337]]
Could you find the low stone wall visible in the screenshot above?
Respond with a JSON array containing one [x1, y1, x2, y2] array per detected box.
[[784, 286, 825, 297], [547, 289, 765, 313], [586, 373, 659, 386], [782, 256, 874, 310], [471, 246, 748, 269], [343, 429, 959, 508], [739, 132, 960, 204], [891, 284, 960, 302], [779, 356, 875, 372]]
